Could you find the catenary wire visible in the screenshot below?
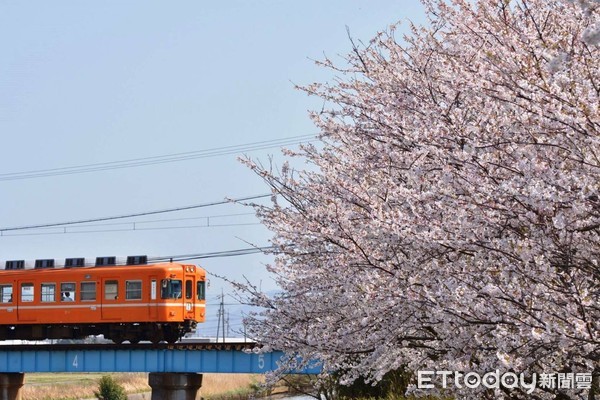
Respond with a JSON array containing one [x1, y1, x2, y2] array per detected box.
[[0, 246, 275, 266], [0, 193, 270, 233], [0, 135, 315, 181], [3, 212, 256, 231], [149, 246, 275, 262], [0, 222, 263, 236]]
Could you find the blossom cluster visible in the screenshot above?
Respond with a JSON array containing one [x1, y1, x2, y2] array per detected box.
[[240, 1, 599, 398]]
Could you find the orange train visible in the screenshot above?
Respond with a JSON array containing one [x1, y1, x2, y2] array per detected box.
[[0, 259, 206, 344]]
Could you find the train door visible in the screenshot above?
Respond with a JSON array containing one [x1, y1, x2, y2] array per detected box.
[[101, 278, 121, 320], [148, 276, 158, 320], [184, 275, 195, 320]]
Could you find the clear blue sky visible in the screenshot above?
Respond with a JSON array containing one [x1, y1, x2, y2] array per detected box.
[[0, 1, 425, 335]]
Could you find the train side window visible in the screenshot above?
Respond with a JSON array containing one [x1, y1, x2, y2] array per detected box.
[[80, 282, 96, 301], [126, 280, 142, 300], [161, 279, 182, 299], [0, 284, 13, 303], [61, 282, 76, 302], [197, 281, 205, 301], [41, 283, 56, 302], [185, 280, 193, 300], [104, 280, 118, 300], [21, 283, 34, 302]]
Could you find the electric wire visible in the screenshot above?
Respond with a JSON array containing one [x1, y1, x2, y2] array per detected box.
[[0, 212, 256, 230], [0, 135, 315, 181], [0, 222, 263, 236], [149, 246, 275, 262], [0, 194, 270, 233], [0, 246, 275, 268], [38, 212, 256, 229]]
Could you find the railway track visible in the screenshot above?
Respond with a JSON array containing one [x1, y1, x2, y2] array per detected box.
[[0, 341, 259, 352]]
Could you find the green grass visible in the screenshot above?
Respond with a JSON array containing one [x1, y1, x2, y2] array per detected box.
[[25, 373, 106, 384], [23, 373, 149, 400]]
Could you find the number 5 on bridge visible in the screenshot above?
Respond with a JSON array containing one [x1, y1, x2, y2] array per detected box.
[[257, 354, 265, 370]]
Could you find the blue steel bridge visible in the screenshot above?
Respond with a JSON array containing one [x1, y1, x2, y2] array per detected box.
[[0, 341, 321, 400]]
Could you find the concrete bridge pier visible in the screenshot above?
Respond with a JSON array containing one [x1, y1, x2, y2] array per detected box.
[[149, 372, 203, 400], [0, 373, 24, 400]]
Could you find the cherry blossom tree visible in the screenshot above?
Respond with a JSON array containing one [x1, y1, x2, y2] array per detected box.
[[240, 0, 599, 398]]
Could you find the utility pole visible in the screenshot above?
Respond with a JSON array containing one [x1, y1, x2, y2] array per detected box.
[[215, 289, 227, 343], [216, 302, 221, 343], [216, 290, 225, 343], [226, 310, 230, 339]]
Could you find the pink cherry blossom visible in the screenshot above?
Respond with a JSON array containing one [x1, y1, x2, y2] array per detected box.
[[238, 1, 599, 398]]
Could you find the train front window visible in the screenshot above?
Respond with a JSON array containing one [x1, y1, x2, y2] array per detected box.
[[0, 285, 12, 303], [197, 281, 205, 301], [161, 279, 182, 299]]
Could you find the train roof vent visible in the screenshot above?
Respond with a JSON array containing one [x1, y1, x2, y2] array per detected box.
[[65, 258, 85, 268], [127, 255, 147, 265], [5, 260, 25, 270], [96, 256, 116, 266], [35, 259, 55, 269]]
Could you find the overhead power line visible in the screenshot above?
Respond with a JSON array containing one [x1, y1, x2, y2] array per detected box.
[[150, 246, 275, 262], [49, 211, 256, 229], [0, 135, 315, 182], [0, 222, 263, 237], [0, 194, 270, 233], [0, 246, 275, 269], [0, 212, 259, 236]]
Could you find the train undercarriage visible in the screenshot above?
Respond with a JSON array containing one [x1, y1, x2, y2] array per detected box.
[[0, 321, 197, 344]]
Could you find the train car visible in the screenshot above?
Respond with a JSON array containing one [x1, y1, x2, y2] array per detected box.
[[0, 259, 206, 344]]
